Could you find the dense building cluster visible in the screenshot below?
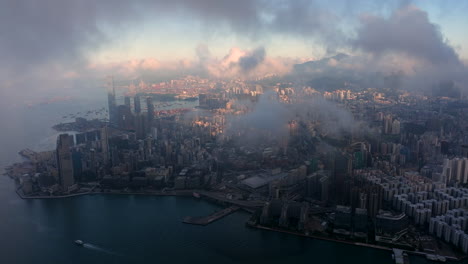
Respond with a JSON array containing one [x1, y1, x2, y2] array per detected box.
[[8, 75, 468, 259]]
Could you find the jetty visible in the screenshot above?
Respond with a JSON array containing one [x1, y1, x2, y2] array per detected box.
[[183, 206, 239, 225]]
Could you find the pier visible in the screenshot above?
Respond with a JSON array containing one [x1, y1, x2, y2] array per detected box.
[[183, 206, 240, 225]]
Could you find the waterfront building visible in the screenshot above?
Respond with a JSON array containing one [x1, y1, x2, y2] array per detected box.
[[56, 134, 75, 191], [353, 208, 368, 233], [335, 205, 352, 230], [375, 210, 408, 243]]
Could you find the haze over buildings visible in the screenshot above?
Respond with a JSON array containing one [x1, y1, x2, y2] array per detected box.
[[2, 1, 468, 263]]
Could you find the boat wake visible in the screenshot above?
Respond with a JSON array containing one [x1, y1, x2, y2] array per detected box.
[[83, 243, 119, 256]]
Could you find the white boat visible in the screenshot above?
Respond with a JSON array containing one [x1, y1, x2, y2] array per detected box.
[[74, 240, 84, 246]]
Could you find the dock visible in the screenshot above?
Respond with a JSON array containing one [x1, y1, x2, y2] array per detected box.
[[183, 206, 239, 225]]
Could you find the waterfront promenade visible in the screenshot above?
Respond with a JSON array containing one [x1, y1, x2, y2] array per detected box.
[[249, 223, 463, 263]]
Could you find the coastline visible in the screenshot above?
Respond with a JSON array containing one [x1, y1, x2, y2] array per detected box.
[[248, 223, 391, 251], [15, 188, 194, 200], [248, 223, 463, 262], [11, 179, 465, 263]]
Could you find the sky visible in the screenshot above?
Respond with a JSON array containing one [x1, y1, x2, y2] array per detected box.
[[0, 0, 468, 103], [90, 0, 468, 62]]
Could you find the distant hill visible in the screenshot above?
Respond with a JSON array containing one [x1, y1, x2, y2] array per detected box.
[[293, 53, 350, 74]]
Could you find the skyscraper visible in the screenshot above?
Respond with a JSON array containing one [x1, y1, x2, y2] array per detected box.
[[100, 126, 109, 164], [117, 104, 134, 130], [147, 96, 154, 125], [134, 94, 141, 114], [135, 113, 147, 140], [56, 134, 74, 191], [124, 96, 131, 109], [107, 76, 117, 124]]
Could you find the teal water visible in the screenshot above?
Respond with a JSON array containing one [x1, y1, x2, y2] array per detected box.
[[0, 177, 396, 264]]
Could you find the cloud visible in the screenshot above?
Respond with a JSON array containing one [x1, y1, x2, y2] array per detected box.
[[87, 46, 301, 81], [202, 47, 302, 79], [312, 4, 468, 94], [0, 1, 338, 72], [0, 0, 347, 100], [195, 44, 212, 64], [238, 47, 266, 72], [224, 91, 372, 147], [0, 0, 467, 100], [353, 4, 461, 66]]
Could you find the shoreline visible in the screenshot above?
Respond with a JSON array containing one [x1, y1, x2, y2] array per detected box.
[[14, 185, 262, 212], [15, 188, 195, 200], [249, 223, 392, 251], [248, 224, 463, 262], [12, 182, 465, 263], [11, 178, 465, 262]]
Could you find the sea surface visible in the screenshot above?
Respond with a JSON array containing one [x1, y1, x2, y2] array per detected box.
[[0, 177, 397, 264], [0, 94, 451, 264]]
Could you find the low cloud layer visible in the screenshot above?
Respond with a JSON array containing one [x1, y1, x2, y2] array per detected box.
[[225, 92, 371, 146], [89, 46, 302, 80]]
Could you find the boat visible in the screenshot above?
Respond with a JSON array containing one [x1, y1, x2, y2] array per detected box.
[[193, 192, 201, 198], [74, 240, 84, 246]]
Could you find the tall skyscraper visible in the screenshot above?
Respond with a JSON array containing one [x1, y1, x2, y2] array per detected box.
[[107, 76, 117, 124], [135, 113, 147, 140], [124, 96, 131, 109], [147, 96, 154, 125], [134, 94, 141, 114], [100, 126, 109, 164], [56, 134, 74, 191], [117, 104, 134, 130]]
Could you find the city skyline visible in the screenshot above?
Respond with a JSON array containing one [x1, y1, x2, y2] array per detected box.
[[2, 1, 468, 263]]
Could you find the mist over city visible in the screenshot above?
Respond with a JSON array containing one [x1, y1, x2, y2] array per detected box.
[[1, 1, 468, 264]]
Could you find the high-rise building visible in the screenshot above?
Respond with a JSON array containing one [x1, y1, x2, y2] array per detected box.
[[147, 96, 154, 125], [375, 211, 408, 242], [135, 113, 147, 140], [134, 94, 141, 114], [117, 105, 134, 130], [383, 115, 392, 134], [107, 77, 117, 124], [442, 157, 468, 184], [101, 126, 109, 164], [359, 193, 367, 209], [462, 145, 468, 158], [56, 134, 74, 191], [392, 119, 400, 134], [124, 96, 131, 109]]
